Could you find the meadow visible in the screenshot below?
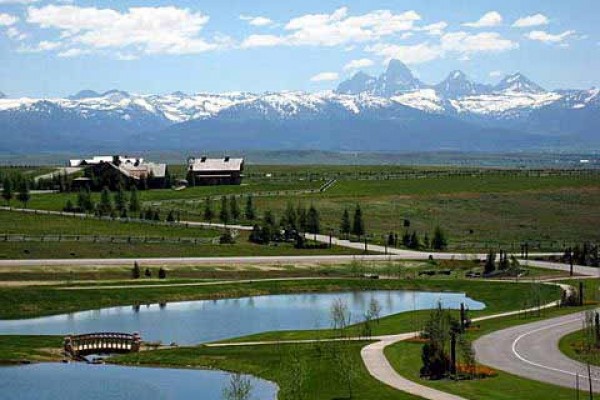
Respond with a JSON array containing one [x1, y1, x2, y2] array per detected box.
[[7, 165, 600, 253]]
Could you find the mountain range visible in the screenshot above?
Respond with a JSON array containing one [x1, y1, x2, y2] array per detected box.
[[0, 59, 598, 153]]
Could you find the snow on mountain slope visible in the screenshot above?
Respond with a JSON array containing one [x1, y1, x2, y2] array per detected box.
[[450, 91, 563, 117], [391, 89, 445, 113]]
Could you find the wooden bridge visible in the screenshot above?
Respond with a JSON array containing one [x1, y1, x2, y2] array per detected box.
[[64, 332, 142, 358]]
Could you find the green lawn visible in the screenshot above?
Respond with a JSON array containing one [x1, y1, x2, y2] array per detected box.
[[559, 328, 600, 367], [0, 335, 62, 363], [114, 341, 420, 400], [0, 209, 218, 238]]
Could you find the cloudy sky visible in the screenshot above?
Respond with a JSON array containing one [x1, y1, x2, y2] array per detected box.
[[0, 0, 598, 97]]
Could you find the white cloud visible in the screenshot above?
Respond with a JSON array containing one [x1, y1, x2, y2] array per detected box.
[[463, 11, 503, 28], [366, 42, 442, 65], [5, 26, 27, 40], [57, 48, 90, 58], [16, 40, 61, 53], [365, 31, 517, 65], [241, 7, 421, 48], [420, 21, 447, 36], [526, 30, 575, 43], [241, 34, 284, 48], [240, 15, 273, 27], [343, 58, 374, 71], [26, 5, 219, 56], [310, 72, 339, 82], [441, 31, 518, 53], [0, 0, 38, 4], [512, 14, 549, 28], [116, 52, 138, 61], [489, 70, 503, 78], [0, 13, 18, 26]]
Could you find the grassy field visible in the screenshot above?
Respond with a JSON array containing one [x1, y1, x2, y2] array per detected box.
[[16, 167, 600, 251], [559, 328, 600, 367], [0, 209, 218, 238], [115, 340, 420, 400], [0, 210, 364, 259], [0, 238, 360, 260], [24, 180, 322, 211]]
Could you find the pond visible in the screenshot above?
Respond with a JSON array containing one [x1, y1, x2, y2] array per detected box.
[[0, 363, 278, 400], [0, 290, 485, 345]]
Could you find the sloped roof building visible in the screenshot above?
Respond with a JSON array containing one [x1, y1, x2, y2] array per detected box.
[[187, 156, 244, 185]]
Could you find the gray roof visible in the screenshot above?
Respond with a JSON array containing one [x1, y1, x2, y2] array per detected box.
[[189, 157, 244, 172]]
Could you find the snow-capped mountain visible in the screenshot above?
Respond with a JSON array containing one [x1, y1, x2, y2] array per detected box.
[[493, 73, 546, 94], [0, 60, 598, 153], [335, 59, 423, 96], [434, 70, 492, 98]]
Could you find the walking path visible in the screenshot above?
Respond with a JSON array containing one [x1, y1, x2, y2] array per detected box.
[[210, 297, 565, 400]]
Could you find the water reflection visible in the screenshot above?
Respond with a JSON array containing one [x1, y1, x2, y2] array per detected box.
[[0, 290, 484, 345], [0, 363, 277, 400]]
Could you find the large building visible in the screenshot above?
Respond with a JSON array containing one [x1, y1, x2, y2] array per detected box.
[[187, 156, 244, 186], [70, 155, 168, 190]]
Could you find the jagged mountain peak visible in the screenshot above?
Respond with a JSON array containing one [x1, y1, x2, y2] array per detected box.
[[435, 70, 491, 98], [0, 91, 5, 99], [335, 71, 377, 95], [495, 73, 545, 94], [377, 59, 423, 95]]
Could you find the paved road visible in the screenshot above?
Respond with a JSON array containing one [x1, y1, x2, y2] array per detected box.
[[475, 311, 600, 392]]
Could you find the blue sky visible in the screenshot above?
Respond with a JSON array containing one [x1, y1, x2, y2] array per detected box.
[[0, 0, 598, 97]]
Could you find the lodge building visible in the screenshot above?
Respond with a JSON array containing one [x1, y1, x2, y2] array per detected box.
[[187, 156, 244, 186]]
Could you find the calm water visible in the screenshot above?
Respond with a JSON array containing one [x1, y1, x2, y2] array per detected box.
[[0, 363, 278, 400], [0, 290, 484, 344]]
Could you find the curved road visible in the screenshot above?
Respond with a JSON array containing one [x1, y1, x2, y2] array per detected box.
[[475, 311, 600, 392]]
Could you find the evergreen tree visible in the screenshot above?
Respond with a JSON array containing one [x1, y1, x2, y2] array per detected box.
[[2, 177, 13, 206], [114, 185, 127, 212], [402, 231, 411, 247], [423, 233, 431, 249], [484, 250, 496, 275], [166, 210, 176, 223], [264, 209, 276, 228], [340, 208, 351, 239], [410, 231, 421, 249], [244, 195, 256, 220], [63, 199, 75, 212], [498, 250, 510, 271], [77, 188, 93, 213], [249, 224, 263, 244], [219, 196, 230, 225], [352, 204, 365, 239], [132, 262, 141, 279], [284, 202, 297, 230], [129, 187, 140, 213], [297, 205, 307, 232], [98, 187, 113, 216], [306, 204, 320, 235], [432, 226, 448, 250], [17, 181, 30, 208], [203, 197, 215, 222], [230, 196, 240, 221]]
